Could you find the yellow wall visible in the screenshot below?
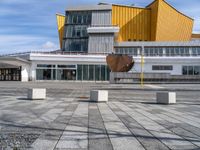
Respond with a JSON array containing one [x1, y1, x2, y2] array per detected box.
[[56, 14, 65, 49], [112, 0, 194, 42], [112, 5, 151, 42], [147, 0, 159, 41], [148, 0, 193, 41]]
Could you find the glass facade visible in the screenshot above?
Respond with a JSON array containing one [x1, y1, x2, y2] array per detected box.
[[182, 66, 200, 75], [63, 11, 92, 52], [115, 47, 139, 56], [144, 47, 163, 56], [77, 64, 110, 81], [191, 47, 200, 56], [115, 46, 200, 57], [0, 68, 21, 81], [36, 69, 56, 80], [36, 64, 110, 81], [57, 70, 76, 80], [165, 47, 190, 56]]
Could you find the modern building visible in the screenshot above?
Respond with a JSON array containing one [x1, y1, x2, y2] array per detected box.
[[0, 0, 200, 82]]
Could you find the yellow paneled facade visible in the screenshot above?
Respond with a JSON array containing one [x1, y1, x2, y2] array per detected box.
[[112, 0, 194, 42], [58, 0, 194, 47], [112, 5, 151, 42], [56, 14, 65, 49], [148, 0, 193, 41]]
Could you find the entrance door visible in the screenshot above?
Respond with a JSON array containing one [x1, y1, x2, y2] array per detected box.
[[0, 68, 21, 81]]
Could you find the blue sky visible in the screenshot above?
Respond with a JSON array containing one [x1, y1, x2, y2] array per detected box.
[[0, 0, 199, 54]]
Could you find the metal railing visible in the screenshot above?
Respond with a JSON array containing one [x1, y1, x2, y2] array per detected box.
[[0, 50, 109, 57]]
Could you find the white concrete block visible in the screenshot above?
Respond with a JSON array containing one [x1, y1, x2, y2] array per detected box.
[[28, 88, 46, 100], [90, 90, 108, 102], [156, 92, 176, 104]]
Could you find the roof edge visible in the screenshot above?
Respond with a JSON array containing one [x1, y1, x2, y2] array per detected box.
[[56, 13, 65, 17], [163, 0, 194, 21], [147, 0, 193, 21], [66, 4, 112, 11], [100, 3, 149, 10]]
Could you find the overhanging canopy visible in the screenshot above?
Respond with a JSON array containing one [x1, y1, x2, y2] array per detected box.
[[0, 57, 30, 67]]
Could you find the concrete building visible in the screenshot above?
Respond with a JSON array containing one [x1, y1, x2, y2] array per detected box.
[[0, 0, 200, 82]]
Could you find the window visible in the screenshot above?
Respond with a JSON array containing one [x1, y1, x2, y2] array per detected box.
[[83, 65, 89, 80], [78, 15, 82, 24], [77, 65, 82, 80], [197, 47, 200, 55], [101, 65, 106, 81], [72, 14, 77, 24], [64, 39, 88, 52], [188, 66, 194, 75], [57, 65, 76, 68], [158, 48, 163, 56], [144, 47, 164, 56], [95, 65, 101, 81], [63, 11, 92, 52], [144, 48, 149, 56], [89, 65, 94, 80], [154, 48, 159, 56], [37, 64, 55, 68], [114, 47, 139, 56], [170, 48, 175, 56], [36, 69, 56, 80], [182, 66, 188, 75], [152, 65, 173, 71], [175, 48, 179, 56], [77, 64, 110, 81], [182, 66, 200, 76], [194, 66, 200, 75], [166, 48, 170, 56], [184, 48, 190, 56], [150, 48, 154, 56], [192, 48, 197, 56]]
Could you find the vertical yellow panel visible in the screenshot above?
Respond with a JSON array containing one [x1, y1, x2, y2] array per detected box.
[[56, 14, 65, 49], [147, 0, 159, 41], [112, 5, 151, 42]]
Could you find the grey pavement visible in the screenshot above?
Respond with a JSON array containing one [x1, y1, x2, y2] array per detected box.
[[0, 82, 200, 150]]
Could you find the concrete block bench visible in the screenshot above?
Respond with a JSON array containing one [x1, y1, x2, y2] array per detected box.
[[90, 90, 108, 102], [28, 88, 46, 100], [156, 92, 176, 104]]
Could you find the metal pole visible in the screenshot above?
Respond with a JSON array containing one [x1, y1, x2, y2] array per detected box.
[[141, 46, 144, 87]]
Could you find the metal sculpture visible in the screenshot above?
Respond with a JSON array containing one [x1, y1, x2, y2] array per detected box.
[[106, 54, 134, 72]]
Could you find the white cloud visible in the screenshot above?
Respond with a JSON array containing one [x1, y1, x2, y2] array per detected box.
[[0, 35, 59, 54], [42, 41, 59, 50], [0, 35, 43, 45]]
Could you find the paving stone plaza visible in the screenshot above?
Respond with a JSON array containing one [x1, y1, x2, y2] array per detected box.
[[0, 82, 200, 150]]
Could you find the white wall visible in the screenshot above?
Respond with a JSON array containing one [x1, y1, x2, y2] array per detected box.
[[21, 65, 30, 82], [132, 56, 200, 75], [28, 54, 200, 81]]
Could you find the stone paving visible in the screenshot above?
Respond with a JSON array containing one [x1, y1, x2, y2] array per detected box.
[[0, 82, 200, 150]]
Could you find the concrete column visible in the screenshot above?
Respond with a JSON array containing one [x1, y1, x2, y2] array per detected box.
[[21, 65, 29, 82]]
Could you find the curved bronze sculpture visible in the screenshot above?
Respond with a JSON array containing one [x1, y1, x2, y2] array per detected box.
[[106, 54, 134, 72]]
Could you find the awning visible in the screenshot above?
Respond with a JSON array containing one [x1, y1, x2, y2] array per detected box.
[[0, 57, 30, 67]]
